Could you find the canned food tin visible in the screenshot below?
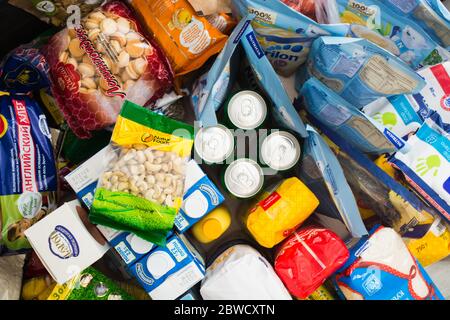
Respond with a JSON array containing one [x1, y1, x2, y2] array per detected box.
[[194, 125, 234, 164], [225, 91, 267, 130], [223, 158, 264, 199], [261, 131, 301, 171]]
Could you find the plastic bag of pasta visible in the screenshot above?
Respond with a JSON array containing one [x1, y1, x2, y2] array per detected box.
[[90, 101, 194, 246]]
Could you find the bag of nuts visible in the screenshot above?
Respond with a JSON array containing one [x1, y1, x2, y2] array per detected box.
[[89, 101, 194, 246], [43, 1, 173, 138]]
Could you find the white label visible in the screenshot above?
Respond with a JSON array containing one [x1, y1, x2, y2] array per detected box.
[[248, 6, 277, 24], [16, 192, 42, 219], [167, 239, 187, 263]]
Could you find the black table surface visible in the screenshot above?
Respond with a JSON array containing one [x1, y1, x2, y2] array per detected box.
[[0, 1, 52, 58]]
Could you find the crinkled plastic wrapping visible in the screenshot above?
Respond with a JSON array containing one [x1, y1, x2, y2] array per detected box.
[[246, 177, 319, 248], [334, 226, 444, 300], [129, 0, 228, 76], [0, 254, 26, 300], [275, 227, 349, 299], [332, 0, 450, 68], [200, 244, 292, 300], [298, 37, 426, 109], [0, 94, 57, 250], [90, 101, 194, 246], [301, 77, 408, 155], [43, 1, 173, 138]]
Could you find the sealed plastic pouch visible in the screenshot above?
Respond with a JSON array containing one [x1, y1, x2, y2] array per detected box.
[[90, 101, 194, 246]]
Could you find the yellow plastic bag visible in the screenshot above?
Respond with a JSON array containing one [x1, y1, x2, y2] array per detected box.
[[246, 177, 319, 248]]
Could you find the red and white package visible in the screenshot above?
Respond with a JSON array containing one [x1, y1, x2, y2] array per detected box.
[[274, 227, 349, 299], [43, 1, 173, 138]]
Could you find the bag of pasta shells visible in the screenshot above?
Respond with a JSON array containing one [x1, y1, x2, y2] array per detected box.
[[43, 1, 173, 138]]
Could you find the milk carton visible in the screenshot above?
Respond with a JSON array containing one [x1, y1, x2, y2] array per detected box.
[[174, 160, 224, 233], [128, 234, 205, 300], [24, 200, 109, 284], [64, 147, 110, 209]]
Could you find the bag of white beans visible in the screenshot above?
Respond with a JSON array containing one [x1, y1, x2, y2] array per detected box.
[[89, 101, 194, 246]]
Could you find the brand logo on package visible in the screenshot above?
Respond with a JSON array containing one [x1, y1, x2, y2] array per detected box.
[[0, 114, 8, 138], [246, 32, 264, 59], [12, 99, 38, 193], [48, 225, 80, 259], [136, 262, 154, 286], [384, 128, 405, 150], [199, 184, 219, 205], [441, 95, 450, 112]]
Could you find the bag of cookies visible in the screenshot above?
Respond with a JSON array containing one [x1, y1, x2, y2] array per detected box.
[[332, 0, 450, 69], [90, 101, 194, 246], [129, 0, 228, 77], [43, 1, 173, 138], [298, 37, 426, 109]]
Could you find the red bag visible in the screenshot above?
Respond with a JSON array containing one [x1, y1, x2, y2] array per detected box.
[[274, 227, 349, 299], [43, 1, 173, 138]]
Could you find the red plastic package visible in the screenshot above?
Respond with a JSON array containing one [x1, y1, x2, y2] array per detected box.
[[281, 0, 317, 21], [43, 1, 173, 138], [274, 227, 349, 299]]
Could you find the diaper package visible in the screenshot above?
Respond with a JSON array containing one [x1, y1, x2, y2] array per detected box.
[[390, 120, 450, 222], [298, 37, 426, 108], [362, 95, 425, 139], [232, 0, 349, 76], [296, 126, 368, 238], [200, 244, 292, 300], [379, 0, 450, 48], [333, 0, 450, 68], [301, 77, 407, 155], [191, 15, 307, 137], [334, 226, 444, 300]]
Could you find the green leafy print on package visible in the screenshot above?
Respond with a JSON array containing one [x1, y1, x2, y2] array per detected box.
[[416, 155, 442, 177], [373, 112, 398, 130], [90, 188, 177, 246]]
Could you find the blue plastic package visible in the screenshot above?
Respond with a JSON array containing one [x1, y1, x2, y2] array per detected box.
[[334, 225, 444, 300], [231, 0, 350, 76], [301, 77, 408, 155], [297, 36, 426, 108], [379, 0, 450, 48], [333, 0, 450, 68], [390, 119, 450, 222], [191, 15, 308, 137], [297, 125, 368, 238]]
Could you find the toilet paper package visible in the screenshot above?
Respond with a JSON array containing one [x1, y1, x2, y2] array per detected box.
[[128, 234, 205, 300], [174, 160, 225, 233]]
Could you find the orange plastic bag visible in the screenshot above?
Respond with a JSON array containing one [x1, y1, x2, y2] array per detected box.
[[130, 0, 228, 76]]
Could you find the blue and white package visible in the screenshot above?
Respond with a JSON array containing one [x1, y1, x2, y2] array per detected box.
[[333, 0, 450, 68], [174, 160, 224, 234], [231, 0, 349, 76], [0, 93, 57, 250], [379, 0, 450, 48], [390, 120, 450, 222], [128, 234, 205, 300], [334, 226, 444, 300], [362, 95, 425, 139], [301, 77, 407, 155], [65, 146, 111, 209], [297, 126, 368, 238], [298, 36, 426, 108], [191, 15, 308, 138], [108, 231, 155, 266]]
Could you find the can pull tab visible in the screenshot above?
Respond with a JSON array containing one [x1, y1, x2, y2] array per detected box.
[[239, 98, 255, 120]]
